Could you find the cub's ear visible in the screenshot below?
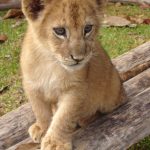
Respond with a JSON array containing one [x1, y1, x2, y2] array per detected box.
[[22, 0, 45, 20]]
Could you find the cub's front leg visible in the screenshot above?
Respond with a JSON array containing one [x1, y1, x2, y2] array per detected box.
[[41, 92, 91, 150], [25, 88, 53, 143]]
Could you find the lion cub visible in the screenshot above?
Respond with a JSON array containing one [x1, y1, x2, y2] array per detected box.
[[21, 0, 125, 149]]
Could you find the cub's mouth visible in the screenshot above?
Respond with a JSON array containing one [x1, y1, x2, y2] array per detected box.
[[62, 62, 85, 71], [69, 62, 81, 66], [67, 59, 83, 67], [60, 53, 92, 71]]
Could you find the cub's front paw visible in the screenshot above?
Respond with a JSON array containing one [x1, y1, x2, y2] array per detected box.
[[28, 123, 45, 143], [41, 135, 72, 150]]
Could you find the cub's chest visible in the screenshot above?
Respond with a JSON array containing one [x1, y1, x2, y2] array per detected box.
[[30, 64, 66, 100], [42, 72, 63, 100]]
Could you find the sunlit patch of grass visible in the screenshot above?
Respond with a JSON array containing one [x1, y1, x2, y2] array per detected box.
[[0, 12, 27, 115], [129, 136, 150, 150], [105, 3, 150, 18], [100, 25, 150, 58]]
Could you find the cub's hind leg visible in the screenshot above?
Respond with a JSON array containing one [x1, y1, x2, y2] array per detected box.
[[99, 85, 126, 114]]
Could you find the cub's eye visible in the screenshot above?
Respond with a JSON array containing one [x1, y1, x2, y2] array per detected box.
[[84, 25, 93, 36], [53, 27, 66, 37]]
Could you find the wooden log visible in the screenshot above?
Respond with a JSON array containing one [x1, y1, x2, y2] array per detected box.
[[7, 68, 150, 150], [0, 42, 150, 149], [113, 41, 150, 81], [0, 104, 35, 150], [124, 68, 150, 97], [7, 139, 36, 150], [109, 0, 150, 5], [73, 86, 150, 150], [0, 0, 21, 10], [1, 0, 150, 10], [8, 69, 150, 150]]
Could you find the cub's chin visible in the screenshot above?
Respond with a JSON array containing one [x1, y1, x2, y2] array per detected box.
[[61, 62, 86, 71]]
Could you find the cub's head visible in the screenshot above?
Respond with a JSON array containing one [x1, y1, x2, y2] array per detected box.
[[22, 0, 103, 70]]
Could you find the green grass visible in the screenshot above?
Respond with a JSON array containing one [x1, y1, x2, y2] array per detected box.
[[101, 3, 150, 58], [0, 14, 27, 115], [0, 3, 150, 149], [106, 3, 150, 18], [100, 25, 150, 58], [130, 136, 150, 150]]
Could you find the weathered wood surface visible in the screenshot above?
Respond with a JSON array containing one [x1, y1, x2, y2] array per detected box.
[[124, 68, 150, 97], [73, 87, 150, 150], [0, 0, 21, 10], [7, 68, 150, 150], [8, 139, 38, 150], [0, 42, 150, 149], [109, 0, 150, 5], [1, 0, 150, 10], [112, 41, 150, 81], [0, 104, 35, 150]]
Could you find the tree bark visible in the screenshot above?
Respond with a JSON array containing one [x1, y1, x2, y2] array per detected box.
[[0, 42, 150, 149]]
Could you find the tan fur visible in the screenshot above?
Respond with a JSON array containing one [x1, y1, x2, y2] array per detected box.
[[21, 0, 126, 149]]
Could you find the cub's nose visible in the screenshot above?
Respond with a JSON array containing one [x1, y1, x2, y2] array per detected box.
[[71, 55, 84, 63]]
